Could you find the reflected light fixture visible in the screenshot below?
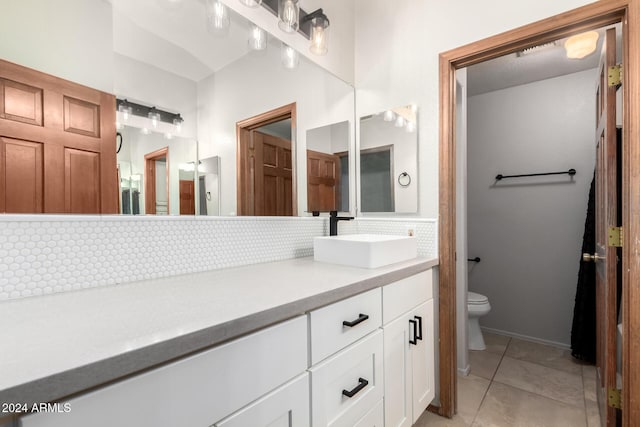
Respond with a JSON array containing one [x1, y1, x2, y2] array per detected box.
[[118, 99, 132, 121], [394, 116, 405, 128], [238, 0, 262, 7], [278, 0, 299, 33], [173, 114, 183, 133], [303, 9, 330, 55], [206, 0, 230, 37], [148, 107, 161, 128], [564, 31, 599, 59], [281, 43, 299, 69], [405, 121, 416, 133], [141, 127, 151, 135], [383, 110, 395, 122], [249, 24, 267, 50]]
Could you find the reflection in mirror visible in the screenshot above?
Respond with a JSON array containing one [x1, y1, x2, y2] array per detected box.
[[306, 121, 350, 212], [116, 126, 197, 215], [198, 156, 221, 216], [359, 105, 418, 213]]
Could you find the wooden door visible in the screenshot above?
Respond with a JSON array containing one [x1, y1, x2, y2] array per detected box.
[[0, 59, 117, 213], [307, 149, 340, 212], [254, 131, 292, 216], [179, 180, 195, 215], [593, 27, 619, 427], [144, 147, 168, 215]]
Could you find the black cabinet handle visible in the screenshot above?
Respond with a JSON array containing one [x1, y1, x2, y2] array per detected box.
[[409, 319, 418, 345], [343, 313, 369, 328], [414, 315, 423, 341], [342, 377, 369, 398]]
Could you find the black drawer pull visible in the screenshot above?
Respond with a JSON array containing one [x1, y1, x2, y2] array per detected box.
[[409, 319, 418, 345], [415, 315, 423, 341], [342, 377, 369, 398], [343, 313, 369, 328]]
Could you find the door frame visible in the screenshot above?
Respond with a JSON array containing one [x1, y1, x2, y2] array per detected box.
[[144, 147, 169, 215], [236, 103, 297, 216], [437, 0, 639, 424]]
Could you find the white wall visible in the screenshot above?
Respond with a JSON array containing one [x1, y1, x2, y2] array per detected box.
[[0, 0, 114, 93], [353, 0, 595, 218], [197, 42, 354, 216], [113, 53, 199, 139], [466, 69, 596, 346]]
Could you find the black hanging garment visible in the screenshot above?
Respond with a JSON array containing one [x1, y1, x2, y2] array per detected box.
[[570, 172, 596, 363]]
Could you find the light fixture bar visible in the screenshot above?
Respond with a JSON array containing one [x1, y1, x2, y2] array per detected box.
[[116, 99, 183, 127], [260, 0, 312, 39]]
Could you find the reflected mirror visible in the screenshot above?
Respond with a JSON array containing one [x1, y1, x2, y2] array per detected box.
[[359, 105, 418, 213]]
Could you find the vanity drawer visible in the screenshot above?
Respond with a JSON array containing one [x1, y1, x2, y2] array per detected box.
[[21, 316, 308, 427], [353, 399, 384, 427], [382, 270, 432, 324], [309, 329, 383, 427], [309, 288, 381, 364]]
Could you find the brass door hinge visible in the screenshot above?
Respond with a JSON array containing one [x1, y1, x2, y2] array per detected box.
[[608, 64, 622, 87], [608, 388, 622, 409], [608, 226, 623, 247]]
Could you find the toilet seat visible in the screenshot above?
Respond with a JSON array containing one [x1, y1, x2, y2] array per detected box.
[[468, 291, 488, 305]]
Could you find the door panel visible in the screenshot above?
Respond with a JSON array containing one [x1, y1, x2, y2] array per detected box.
[[411, 300, 435, 422], [594, 27, 619, 427], [179, 180, 195, 215], [307, 149, 340, 212], [0, 59, 117, 213], [0, 137, 43, 212], [254, 131, 293, 216]]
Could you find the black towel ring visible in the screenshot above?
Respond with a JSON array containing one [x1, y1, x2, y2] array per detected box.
[[398, 172, 411, 187]]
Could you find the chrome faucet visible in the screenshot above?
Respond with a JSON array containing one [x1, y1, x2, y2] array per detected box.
[[329, 210, 354, 236]]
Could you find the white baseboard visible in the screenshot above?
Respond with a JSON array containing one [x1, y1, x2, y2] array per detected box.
[[458, 364, 471, 376], [481, 326, 570, 350]]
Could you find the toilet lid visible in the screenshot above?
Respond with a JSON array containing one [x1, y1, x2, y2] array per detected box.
[[468, 292, 488, 305]]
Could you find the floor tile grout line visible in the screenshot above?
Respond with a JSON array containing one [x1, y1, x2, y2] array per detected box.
[[471, 336, 511, 426]]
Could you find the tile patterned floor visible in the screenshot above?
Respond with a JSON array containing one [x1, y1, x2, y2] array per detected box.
[[415, 332, 602, 427]]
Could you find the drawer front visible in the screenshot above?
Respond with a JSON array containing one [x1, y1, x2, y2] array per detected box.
[[353, 399, 384, 427], [21, 316, 308, 427], [216, 373, 310, 427], [382, 270, 432, 325], [310, 330, 383, 427], [310, 288, 381, 364]]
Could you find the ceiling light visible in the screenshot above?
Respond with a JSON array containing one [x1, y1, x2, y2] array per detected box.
[[278, 0, 299, 33], [304, 9, 330, 55], [564, 31, 599, 59], [206, 0, 230, 37], [248, 24, 267, 50], [281, 43, 299, 69], [383, 110, 395, 122], [238, 0, 262, 7]]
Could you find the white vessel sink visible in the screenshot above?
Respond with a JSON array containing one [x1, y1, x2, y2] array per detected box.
[[313, 234, 418, 269]]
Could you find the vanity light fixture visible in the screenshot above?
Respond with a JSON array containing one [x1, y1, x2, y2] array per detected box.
[[564, 31, 599, 59], [303, 9, 330, 55], [238, 0, 262, 7], [405, 121, 416, 133], [173, 114, 183, 133], [394, 116, 405, 127], [281, 43, 299, 69], [278, 0, 299, 33], [118, 99, 133, 121], [206, 0, 230, 37], [148, 108, 161, 128], [383, 110, 395, 122], [116, 99, 184, 134], [249, 24, 267, 50]]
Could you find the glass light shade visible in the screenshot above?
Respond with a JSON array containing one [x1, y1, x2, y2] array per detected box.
[[248, 25, 267, 50], [278, 0, 299, 33], [394, 116, 405, 127], [149, 111, 160, 128], [564, 31, 599, 59], [383, 110, 395, 122], [238, 0, 262, 7], [206, 0, 230, 37], [118, 103, 132, 121], [309, 15, 329, 55], [173, 116, 183, 133], [405, 121, 416, 133], [281, 43, 299, 69]]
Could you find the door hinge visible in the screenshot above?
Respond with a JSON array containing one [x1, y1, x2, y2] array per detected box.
[[608, 388, 622, 409], [608, 226, 623, 247], [608, 64, 622, 87]]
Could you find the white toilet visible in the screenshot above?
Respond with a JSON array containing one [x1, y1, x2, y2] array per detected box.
[[468, 292, 491, 351]]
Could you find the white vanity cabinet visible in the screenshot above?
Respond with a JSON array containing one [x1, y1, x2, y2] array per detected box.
[[21, 316, 308, 427], [382, 271, 435, 426]]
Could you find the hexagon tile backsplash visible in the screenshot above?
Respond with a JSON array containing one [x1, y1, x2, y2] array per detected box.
[[0, 216, 437, 302]]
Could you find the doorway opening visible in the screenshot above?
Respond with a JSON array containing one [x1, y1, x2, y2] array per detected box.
[[144, 147, 169, 215], [437, 1, 639, 425], [236, 103, 296, 216]]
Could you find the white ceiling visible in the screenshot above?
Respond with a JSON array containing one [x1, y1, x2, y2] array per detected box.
[[110, 0, 320, 82], [466, 25, 620, 96]]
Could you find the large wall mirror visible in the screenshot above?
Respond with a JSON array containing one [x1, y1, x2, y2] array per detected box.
[[358, 105, 418, 214], [0, 0, 355, 216]]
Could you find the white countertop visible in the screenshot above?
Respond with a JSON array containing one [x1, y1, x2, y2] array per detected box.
[[0, 256, 437, 406]]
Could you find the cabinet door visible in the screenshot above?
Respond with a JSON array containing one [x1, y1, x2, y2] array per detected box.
[[216, 374, 309, 427], [383, 313, 412, 427], [411, 300, 435, 422]]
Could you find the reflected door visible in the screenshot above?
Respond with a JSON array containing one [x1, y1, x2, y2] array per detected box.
[[307, 149, 340, 212], [0, 59, 117, 213]]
